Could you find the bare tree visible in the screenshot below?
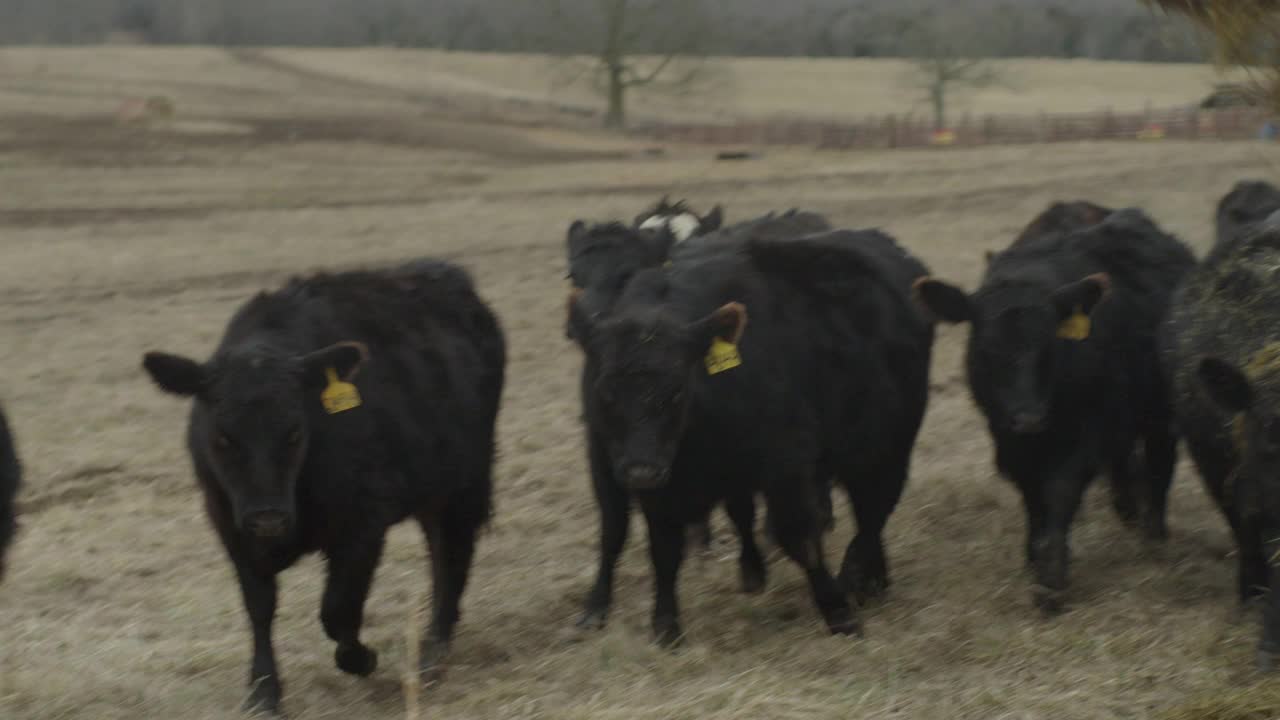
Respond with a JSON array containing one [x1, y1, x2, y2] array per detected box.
[[899, 7, 1007, 130], [550, 0, 712, 129]]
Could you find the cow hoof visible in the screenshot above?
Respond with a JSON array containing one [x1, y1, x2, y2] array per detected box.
[[839, 566, 889, 604], [653, 618, 684, 648], [1031, 585, 1066, 616], [576, 607, 608, 631], [826, 609, 863, 638], [418, 639, 450, 684], [242, 681, 282, 716], [335, 641, 378, 677]]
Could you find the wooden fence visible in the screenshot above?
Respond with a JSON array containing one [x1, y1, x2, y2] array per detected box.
[[629, 106, 1276, 149]]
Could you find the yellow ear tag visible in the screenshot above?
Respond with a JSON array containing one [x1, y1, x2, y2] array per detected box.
[[1056, 306, 1091, 341], [705, 337, 742, 375], [663, 260, 673, 269], [320, 367, 362, 414]]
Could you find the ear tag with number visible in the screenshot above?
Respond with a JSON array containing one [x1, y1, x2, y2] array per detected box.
[[704, 337, 742, 375], [1056, 306, 1091, 341], [321, 367, 362, 414]]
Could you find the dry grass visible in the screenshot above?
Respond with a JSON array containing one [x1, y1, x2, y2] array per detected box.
[[0, 47, 1279, 720]]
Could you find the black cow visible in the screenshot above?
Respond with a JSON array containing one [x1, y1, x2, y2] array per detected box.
[[142, 260, 504, 715], [915, 206, 1195, 614], [1216, 180, 1280, 248], [565, 209, 836, 588], [1162, 228, 1280, 670], [1010, 200, 1113, 247], [568, 226, 933, 644], [0, 404, 19, 581]]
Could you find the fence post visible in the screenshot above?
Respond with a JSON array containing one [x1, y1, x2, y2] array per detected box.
[[886, 114, 898, 149]]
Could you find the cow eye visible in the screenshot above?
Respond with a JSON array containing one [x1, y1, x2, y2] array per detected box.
[[286, 427, 303, 446], [214, 432, 233, 451]]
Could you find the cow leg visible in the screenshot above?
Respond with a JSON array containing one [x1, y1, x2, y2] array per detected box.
[[1258, 533, 1280, 671], [1030, 466, 1092, 615], [1019, 481, 1046, 571], [688, 514, 714, 553], [1140, 425, 1177, 541], [579, 434, 629, 630], [1231, 508, 1269, 605], [1107, 449, 1140, 527], [417, 505, 480, 678], [838, 462, 907, 603], [725, 492, 765, 594], [765, 483, 859, 636], [320, 535, 385, 677], [232, 561, 282, 715], [643, 511, 687, 647]]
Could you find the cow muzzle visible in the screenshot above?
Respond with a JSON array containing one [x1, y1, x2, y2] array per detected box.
[[1010, 411, 1047, 435], [243, 509, 293, 539], [621, 463, 669, 490]]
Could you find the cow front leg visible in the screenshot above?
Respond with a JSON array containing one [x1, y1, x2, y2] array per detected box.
[[643, 511, 687, 647], [320, 535, 385, 677], [580, 435, 629, 630], [232, 561, 282, 715]]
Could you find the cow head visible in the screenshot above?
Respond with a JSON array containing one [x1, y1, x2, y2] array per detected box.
[[634, 197, 723, 244], [1217, 180, 1280, 247], [142, 341, 367, 540], [914, 273, 1110, 434], [568, 288, 746, 490]]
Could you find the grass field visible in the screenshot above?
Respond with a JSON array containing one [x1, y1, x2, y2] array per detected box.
[[1, 47, 1280, 720], [0, 47, 1237, 124]]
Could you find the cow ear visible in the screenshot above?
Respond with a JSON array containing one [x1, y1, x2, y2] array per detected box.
[[142, 352, 206, 397], [301, 341, 369, 388], [700, 205, 724, 234], [1051, 272, 1111, 319], [692, 302, 747, 349], [984, 250, 996, 266], [567, 220, 587, 242], [566, 288, 592, 345], [912, 277, 972, 324], [1199, 357, 1255, 413]]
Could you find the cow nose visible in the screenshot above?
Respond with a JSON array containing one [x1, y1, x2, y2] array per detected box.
[[244, 510, 291, 538], [1011, 412, 1046, 434], [623, 463, 666, 490]]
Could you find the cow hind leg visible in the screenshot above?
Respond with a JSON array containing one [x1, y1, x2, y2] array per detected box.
[[320, 536, 385, 677], [765, 484, 859, 636], [725, 493, 765, 594], [417, 505, 481, 679], [838, 461, 907, 603], [1107, 449, 1140, 528], [1140, 426, 1177, 541], [687, 515, 713, 553]]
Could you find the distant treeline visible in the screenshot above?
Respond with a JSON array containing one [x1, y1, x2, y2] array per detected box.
[[0, 0, 1207, 63]]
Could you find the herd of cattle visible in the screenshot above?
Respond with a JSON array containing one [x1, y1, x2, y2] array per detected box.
[[2, 179, 1280, 713]]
